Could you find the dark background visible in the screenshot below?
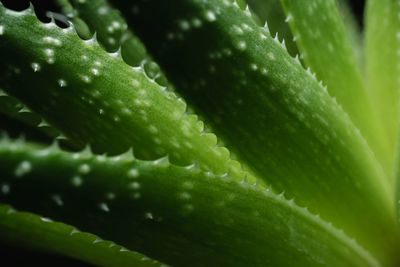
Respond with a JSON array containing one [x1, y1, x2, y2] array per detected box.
[[0, 0, 366, 266]]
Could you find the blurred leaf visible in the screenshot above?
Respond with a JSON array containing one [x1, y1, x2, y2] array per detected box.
[[280, 0, 391, 177], [365, 0, 400, 171]]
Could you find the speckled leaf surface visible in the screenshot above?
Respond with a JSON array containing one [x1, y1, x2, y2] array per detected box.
[[0, 0, 400, 266], [280, 0, 391, 176], [0, 4, 248, 183], [0, 139, 381, 267], [109, 0, 398, 261], [59, 0, 171, 87]]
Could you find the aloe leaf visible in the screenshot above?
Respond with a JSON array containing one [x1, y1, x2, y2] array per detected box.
[[365, 0, 400, 163], [0, 4, 249, 182], [0, 204, 164, 267], [0, 90, 39, 126], [247, 0, 298, 56], [58, 0, 238, 157], [60, 0, 228, 138], [49, 1, 92, 40], [59, 0, 253, 170], [336, 0, 363, 67], [0, 138, 383, 267], [108, 0, 398, 259], [0, 90, 59, 138], [372, 0, 400, 225], [58, 0, 170, 87], [57, 0, 124, 52], [280, 0, 391, 175], [395, 137, 400, 224]]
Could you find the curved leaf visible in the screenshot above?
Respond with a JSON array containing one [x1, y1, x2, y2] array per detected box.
[[365, 0, 400, 165], [0, 138, 381, 267], [336, 0, 363, 67], [280, 0, 391, 176], [247, 0, 298, 56], [0, 4, 248, 182], [58, 0, 171, 87], [0, 204, 164, 267], [108, 0, 398, 261], [0, 90, 59, 138]]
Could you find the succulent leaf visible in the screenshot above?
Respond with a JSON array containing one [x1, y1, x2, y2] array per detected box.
[[58, 0, 171, 87], [246, 0, 298, 56], [108, 0, 398, 261], [0, 4, 248, 183], [0, 90, 59, 138], [0, 204, 164, 267], [0, 0, 400, 265], [365, 0, 400, 170], [280, 0, 391, 177], [0, 138, 381, 267], [336, 0, 363, 67]]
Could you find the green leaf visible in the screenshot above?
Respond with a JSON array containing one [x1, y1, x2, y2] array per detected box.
[[0, 204, 164, 267], [336, 0, 363, 67], [0, 90, 59, 138], [58, 0, 171, 87], [0, 4, 249, 183], [395, 136, 400, 223], [365, 0, 400, 164], [0, 138, 382, 267], [58, 0, 126, 53], [59, 0, 227, 145], [247, 0, 298, 56], [109, 0, 398, 260], [280, 0, 391, 176], [54, 0, 93, 40], [57, 0, 232, 158]]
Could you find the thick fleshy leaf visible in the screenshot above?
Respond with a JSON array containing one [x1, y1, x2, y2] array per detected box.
[[247, 0, 298, 56], [336, 0, 363, 67], [365, 0, 400, 164], [109, 0, 398, 260], [0, 4, 248, 182], [280, 0, 391, 176], [58, 0, 226, 135], [58, 0, 127, 53], [0, 90, 59, 138], [58, 0, 171, 87], [395, 139, 400, 223], [0, 138, 382, 267], [0, 204, 164, 267]]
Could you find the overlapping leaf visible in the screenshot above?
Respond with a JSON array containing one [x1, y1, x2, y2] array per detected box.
[[366, 0, 400, 177], [0, 90, 59, 138], [0, 0, 400, 266], [0, 138, 380, 267], [59, 0, 171, 87], [109, 0, 398, 261], [0, 4, 248, 183], [280, 0, 391, 176], [0, 204, 164, 267]]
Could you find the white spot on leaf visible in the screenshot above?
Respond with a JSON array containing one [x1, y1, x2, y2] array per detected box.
[[14, 161, 32, 177]]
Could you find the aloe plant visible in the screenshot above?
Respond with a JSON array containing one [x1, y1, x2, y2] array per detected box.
[[0, 0, 399, 266]]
